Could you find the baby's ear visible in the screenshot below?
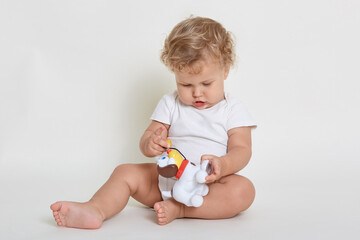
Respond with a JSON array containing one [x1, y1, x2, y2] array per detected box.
[[157, 164, 178, 178]]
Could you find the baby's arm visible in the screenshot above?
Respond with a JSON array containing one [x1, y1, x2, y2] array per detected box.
[[140, 120, 170, 157], [202, 126, 252, 183]]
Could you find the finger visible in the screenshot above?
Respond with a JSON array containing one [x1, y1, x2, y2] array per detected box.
[[153, 133, 167, 147], [152, 132, 170, 148], [201, 154, 214, 162], [205, 174, 216, 183], [213, 166, 220, 175], [152, 144, 166, 154], [152, 136, 169, 150], [153, 134, 162, 144], [158, 138, 171, 149], [154, 126, 165, 136], [150, 148, 164, 157]]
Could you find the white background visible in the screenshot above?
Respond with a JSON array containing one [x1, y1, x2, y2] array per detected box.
[[1, 0, 359, 239]]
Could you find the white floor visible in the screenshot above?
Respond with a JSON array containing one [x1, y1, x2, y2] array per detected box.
[[1, 168, 359, 240]]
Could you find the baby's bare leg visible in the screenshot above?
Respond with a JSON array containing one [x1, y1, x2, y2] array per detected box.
[[50, 163, 162, 229], [89, 163, 162, 218], [154, 175, 255, 225]]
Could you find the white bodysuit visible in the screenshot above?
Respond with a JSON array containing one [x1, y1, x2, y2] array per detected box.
[[150, 91, 256, 200]]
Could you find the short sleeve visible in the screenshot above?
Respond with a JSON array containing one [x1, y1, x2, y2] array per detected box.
[[150, 92, 176, 125], [226, 98, 257, 131]]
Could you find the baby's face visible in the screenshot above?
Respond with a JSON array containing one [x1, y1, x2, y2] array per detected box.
[[175, 59, 229, 110]]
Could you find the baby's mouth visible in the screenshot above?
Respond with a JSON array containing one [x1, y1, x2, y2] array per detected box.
[[194, 101, 206, 108]]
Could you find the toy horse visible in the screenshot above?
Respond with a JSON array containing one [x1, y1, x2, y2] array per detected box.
[[157, 140, 211, 207]]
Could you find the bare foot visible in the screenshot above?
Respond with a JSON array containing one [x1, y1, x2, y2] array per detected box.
[[153, 199, 184, 225], [50, 201, 104, 229]]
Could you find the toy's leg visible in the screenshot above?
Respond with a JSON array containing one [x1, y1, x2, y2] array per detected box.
[[190, 195, 203, 207], [193, 183, 209, 196], [172, 184, 191, 206], [161, 190, 172, 199], [201, 184, 209, 196], [191, 184, 208, 207]]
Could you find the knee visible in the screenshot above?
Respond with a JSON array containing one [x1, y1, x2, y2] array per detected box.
[[113, 163, 130, 173], [112, 164, 136, 181], [111, 163, 157, 196], [111, 164, 140, 193], [230, 176, 256, 212]]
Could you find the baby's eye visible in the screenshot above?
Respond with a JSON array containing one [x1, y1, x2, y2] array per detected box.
[[203, 82, 212, 86], [182, 84, 191, 87]]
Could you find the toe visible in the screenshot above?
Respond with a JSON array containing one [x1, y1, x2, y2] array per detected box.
[[154, 202, 161, 211], [155, 205, 165, 214], [158, 218, 168, 225], [50, 202, 62, 211], [157, 212, 165, 218], [157, 209, 165, 214]]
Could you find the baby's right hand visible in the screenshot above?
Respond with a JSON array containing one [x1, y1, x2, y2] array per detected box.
[[146, 126, 171, 157]]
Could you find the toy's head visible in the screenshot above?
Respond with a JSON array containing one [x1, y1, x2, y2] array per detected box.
[[157, 141, 189, 179]]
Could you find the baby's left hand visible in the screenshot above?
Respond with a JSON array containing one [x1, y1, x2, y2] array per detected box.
[[201, 155, 223, 184]]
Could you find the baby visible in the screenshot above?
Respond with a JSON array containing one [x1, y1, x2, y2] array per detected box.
[[50, 16, 256, 228]]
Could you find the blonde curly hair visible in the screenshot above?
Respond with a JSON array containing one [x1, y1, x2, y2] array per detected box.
[[161, 16, 235, 74]]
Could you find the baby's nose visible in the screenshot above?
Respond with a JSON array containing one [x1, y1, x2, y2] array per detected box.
[[192, 87, 202, 97]]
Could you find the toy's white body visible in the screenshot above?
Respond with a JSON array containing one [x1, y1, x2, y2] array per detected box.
[[157, 155, 210, 207], [172, 160, 210, 207]]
